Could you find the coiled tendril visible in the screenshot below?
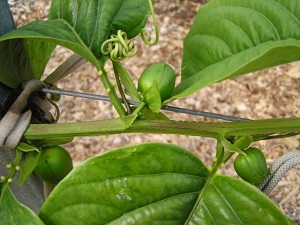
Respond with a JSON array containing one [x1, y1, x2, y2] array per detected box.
[[140, 0, 159, 46], [101, 0, 159, 61], [101, 30, 138, 62]]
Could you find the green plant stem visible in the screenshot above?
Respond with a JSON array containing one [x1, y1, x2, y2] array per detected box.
[[213, 140, 225, 171], [132, 102, 147, 115], [112, 63, 132, 114], [45, 52, 127, 117], [23, 117, 300, 141], [98, 68, 127, 117], [3, 150, 23, 183], [222, 152, 235, 164]]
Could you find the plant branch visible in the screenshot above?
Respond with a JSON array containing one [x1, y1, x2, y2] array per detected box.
[[113, 63, 132, 114], [23, 117, 300, 141], [97, 69, 127, 117]]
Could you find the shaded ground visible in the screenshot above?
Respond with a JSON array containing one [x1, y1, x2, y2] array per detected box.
[[9, 0, 300, 222]]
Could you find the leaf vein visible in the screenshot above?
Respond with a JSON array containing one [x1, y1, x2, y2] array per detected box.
[[271, 0, 300, 26], [227, 5, 281, 41], [202, 203, 217, 225], [212, 183, 244, 225]]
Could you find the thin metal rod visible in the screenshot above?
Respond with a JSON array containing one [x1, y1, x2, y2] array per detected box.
[[42, 88, 112, 102], [41, 88, 250, 122], [161, 105, 249, 122]]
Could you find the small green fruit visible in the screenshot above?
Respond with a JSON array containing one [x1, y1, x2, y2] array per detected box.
[[35, 146, 73, 184], [234, 147, 269, 185], [138, 62, 176, 101]]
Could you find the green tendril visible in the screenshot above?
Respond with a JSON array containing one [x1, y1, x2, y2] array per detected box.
[[140, 0, 159, 46], [101, 30, 138, 62]]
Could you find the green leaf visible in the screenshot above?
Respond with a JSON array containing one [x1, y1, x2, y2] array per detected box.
[[49, 0, 152, 59], [0, 0, 54, 88], [39, 143, 209, 225], [186, 175, 291, 225], [16, 142, 39, 153], [0, 184, 44, 225], [170, 0, 300, 101], [122, 114, 138, 128], [233, 135, 253, 151], [18, 151, 41, 185], [143, 81, 162, 113], [0, 39, 55, 88], [219, 136, 246, 155], [0, 19, 100, 69]]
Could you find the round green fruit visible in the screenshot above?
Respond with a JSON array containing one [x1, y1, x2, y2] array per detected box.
[[35, 145, 73, 184], [234, 147, 269, 185], [138, 62, 176, 101]]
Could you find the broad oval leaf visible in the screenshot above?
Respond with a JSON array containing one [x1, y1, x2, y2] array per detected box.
[[0, 0, 54, 89], [0, 38, 55, 88], [0, 19, 100, 70], [49, 0, 152, 59], [170, 0, 300, 102], [39, 143, 209, 225], [0, 184, 44, 225], [187, 175, 292, 225], [39, 143, 290, 225], [38, 143, 292, 224]]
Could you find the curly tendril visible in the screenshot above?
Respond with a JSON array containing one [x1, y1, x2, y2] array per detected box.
[[101, 1, 158, 60], [140, 0, 159, 46], [101, 30, 138, 62]]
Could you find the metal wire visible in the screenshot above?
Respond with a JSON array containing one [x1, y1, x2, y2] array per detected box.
[[41, 88, 250, 122]]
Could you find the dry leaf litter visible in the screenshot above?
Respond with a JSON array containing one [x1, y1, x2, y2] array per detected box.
[[8, 0, 300, 222]]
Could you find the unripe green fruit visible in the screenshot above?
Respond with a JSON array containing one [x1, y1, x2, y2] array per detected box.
[[138, 62, 176, 101], [35, 146, 73, 184], [234, 147, 269, 185]]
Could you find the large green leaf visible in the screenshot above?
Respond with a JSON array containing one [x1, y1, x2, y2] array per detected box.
[[0, 19, 100, 70], [0, 39, 55, 88], [170, 0, 300, 101], [38, 143, 291, 224], [49, 0, 152, 59], [0, 184, 44, 225], [39, 143, 209, 224], [187, 175, 291, 225], [0, 0, 54, 88]]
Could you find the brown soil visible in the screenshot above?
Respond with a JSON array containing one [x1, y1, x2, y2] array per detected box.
[[9, 0, 300, 222]]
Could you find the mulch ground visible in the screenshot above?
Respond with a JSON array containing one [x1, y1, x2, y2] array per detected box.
[[9, 0, 300, 222]]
